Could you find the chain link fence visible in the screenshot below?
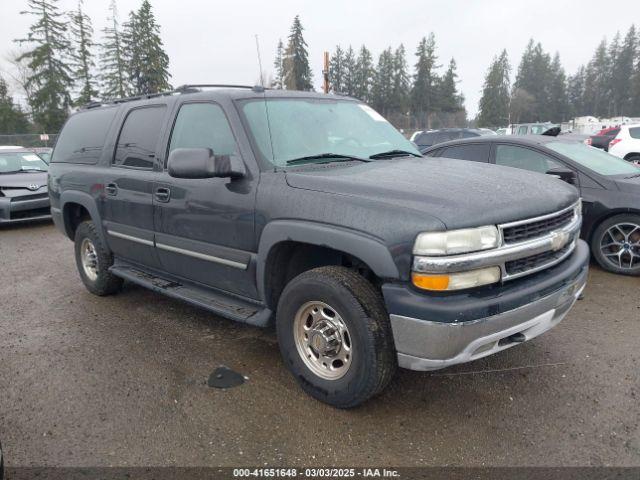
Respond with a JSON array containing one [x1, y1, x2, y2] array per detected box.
[[0, 133, 58, 148]]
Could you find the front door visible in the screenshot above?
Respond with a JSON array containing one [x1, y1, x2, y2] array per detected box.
[[153, 101, 259, 299], [101, 104, 167, 269]]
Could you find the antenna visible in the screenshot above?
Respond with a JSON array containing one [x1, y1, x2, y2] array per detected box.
[[255, 34, 264, 87]]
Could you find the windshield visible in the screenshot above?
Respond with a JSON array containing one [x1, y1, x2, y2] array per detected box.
[[0, 152, 48, 173], [546, 142, 639, 176], [531, 124, 558, 134], [240, 98, 420, 167]]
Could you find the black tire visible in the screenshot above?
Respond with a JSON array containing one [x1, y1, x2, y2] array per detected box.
[[276, 266, 396, 408], [590, 213, 640, 276], [74, 221, 123, 295]]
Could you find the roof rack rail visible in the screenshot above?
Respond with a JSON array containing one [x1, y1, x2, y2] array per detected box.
[[81, 84, 267, 110]]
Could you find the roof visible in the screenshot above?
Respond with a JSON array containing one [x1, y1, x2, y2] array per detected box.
[[422, 134, 580, 152]]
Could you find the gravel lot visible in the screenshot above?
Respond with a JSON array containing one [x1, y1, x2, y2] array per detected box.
[[0, 221, 639, 467]]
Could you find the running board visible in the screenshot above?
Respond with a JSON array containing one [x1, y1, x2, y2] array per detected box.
[[110, 264, 271, 327]]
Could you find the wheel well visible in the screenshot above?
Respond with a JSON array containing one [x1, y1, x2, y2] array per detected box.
[[623, 152, 640, 160], [63, 202, 91, 239], [263, 241, 380, 311], [587, 209, 640, 243]]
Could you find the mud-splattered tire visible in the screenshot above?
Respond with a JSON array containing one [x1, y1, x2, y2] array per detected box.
[[74, 221, 123, 295]]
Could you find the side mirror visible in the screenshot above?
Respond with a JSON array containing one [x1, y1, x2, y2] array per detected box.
[[167, 148, 245, 179], [546, 167, 576, 185]]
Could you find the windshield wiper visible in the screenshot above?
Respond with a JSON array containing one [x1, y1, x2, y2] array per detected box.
[[369, 149, 422, 159], [285, 153, 370, 166]]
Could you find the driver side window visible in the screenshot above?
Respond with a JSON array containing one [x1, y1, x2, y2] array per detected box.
[[168, 103, 238, 166], [494, 145, 563, 174]]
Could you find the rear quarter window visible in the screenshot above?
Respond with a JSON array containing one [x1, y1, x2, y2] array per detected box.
[[439, 143, 490, 162], [629, 127, 640, 139], [51, 107, 118, 164]]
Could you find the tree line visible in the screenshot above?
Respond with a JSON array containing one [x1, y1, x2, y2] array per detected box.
[[478, 25, 640, 128], [1, 0, 171, 134]]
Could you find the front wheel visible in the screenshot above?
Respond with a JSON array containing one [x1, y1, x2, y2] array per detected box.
[[591, 214, 640, 275], [276, 266, 396, 408]]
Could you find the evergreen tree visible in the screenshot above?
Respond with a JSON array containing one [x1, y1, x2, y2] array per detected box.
[[632, 26, 640, 115], [439, 58, 464, 113], [606, 32, 621, 116], [14, 0, 72, 132], [342, 46, 356, 96], [612, 25, 637, 116], [567, 66, 586, 117], [283, 15, 313, 91], [353, 45, 374, 102], [123, 0, 171, 95], [371, 48, 394, 115], [548, 53, 568, 122], [582, 39, 610, 117], [100, 0, 129, 99], [69, 0, 98, 105], [272, 39, 285, 89], [390, 44, 410, 114], [477, 50, 510, 128], [329, 45, 345, 93], [411, 34, 440, 128], [0, 76, 31, 133], [513, 40, 552, 121]]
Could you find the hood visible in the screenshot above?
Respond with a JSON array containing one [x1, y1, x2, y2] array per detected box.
[[285, 158, 578, 229], [0, 171, 48, 197]]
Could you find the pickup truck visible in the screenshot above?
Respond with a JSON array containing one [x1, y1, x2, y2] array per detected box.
[[48, 85, 589, 408]]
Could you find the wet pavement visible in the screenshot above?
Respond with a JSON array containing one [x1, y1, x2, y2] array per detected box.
[[0, 222, 639, 467]]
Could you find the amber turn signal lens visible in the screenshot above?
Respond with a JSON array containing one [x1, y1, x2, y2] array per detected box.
[[411, 273, 450, 291]]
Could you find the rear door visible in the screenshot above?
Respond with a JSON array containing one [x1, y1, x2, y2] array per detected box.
[[101, 104, 168, 268]]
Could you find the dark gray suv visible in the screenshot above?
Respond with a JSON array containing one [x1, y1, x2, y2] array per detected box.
[[49, 85, 589, 407]]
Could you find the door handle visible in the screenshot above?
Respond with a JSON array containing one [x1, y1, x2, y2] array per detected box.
[[155, 187, 171, 203], [105, 183, 118, 196]]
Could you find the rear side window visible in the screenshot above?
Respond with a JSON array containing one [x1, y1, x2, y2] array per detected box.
[[495, 145, 563, 173], [629, 127, 640, 139], [439, 143, 490, 162], [168, 103, 238, 161], [113, 106, 166, 169], [517, 126, 528, 135], [415, 132, 438, 146], [51, 107, 117, 164]]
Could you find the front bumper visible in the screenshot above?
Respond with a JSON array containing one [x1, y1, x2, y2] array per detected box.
[[0, 195, 51, 224], [385, 240, 589, 371]]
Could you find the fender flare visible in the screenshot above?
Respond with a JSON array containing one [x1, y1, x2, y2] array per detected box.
[[256, 220, 400, 301], [59, 190, 106, 245]]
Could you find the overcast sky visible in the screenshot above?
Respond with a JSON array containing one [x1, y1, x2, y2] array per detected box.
[[1, 0, 638, 117]]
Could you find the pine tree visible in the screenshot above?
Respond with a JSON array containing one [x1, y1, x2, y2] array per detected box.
[[390, 44, 410, 115], [69, 0, 98, 105], [329, 45, 345, 93], [14, 0, 73, 132], [353, 45, 374, 103], [100, 0, 129, 99], [411, 34, 440, 128], [272, 39, 285, 89], [123, 0, 171, 95], [548, 53, 568, 122], [611, 25, 637, 116], [477, 50, 510, 128], [342, 46, 356, 96], [583, 39, 610, 117], [439, 58, 464, 113], [0, 75, 31, 133], [371, 48, 394, 115], [567, 66, 586, 118], [513, 40, 552, 122], [283, 15, 313, 91], [606, 32, 621, 116]]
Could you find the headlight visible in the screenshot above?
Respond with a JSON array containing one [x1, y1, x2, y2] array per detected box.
[[413, 226, 500, 256], [412, 267, 501, 291]]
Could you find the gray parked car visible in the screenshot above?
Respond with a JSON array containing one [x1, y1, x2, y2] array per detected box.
[[0, 148, 50, 224], [49, 85, 588, 407]]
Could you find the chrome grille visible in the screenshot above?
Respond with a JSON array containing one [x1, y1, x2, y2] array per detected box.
[[505, 242, 573, 276], [502, 209, 574, 244]]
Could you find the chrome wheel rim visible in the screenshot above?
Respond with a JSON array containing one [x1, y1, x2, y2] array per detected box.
[[293, 301, 352, 380], [600, 222, 640, 270], [80, 238, 99, 281]]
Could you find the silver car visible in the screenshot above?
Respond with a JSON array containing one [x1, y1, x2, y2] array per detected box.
[[0, 148, 50, 224]]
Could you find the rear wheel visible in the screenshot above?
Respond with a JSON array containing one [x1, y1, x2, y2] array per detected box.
[[276, 266, 396, 408], [74, 221, 123, 295], [591, 214, 640, 275]]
